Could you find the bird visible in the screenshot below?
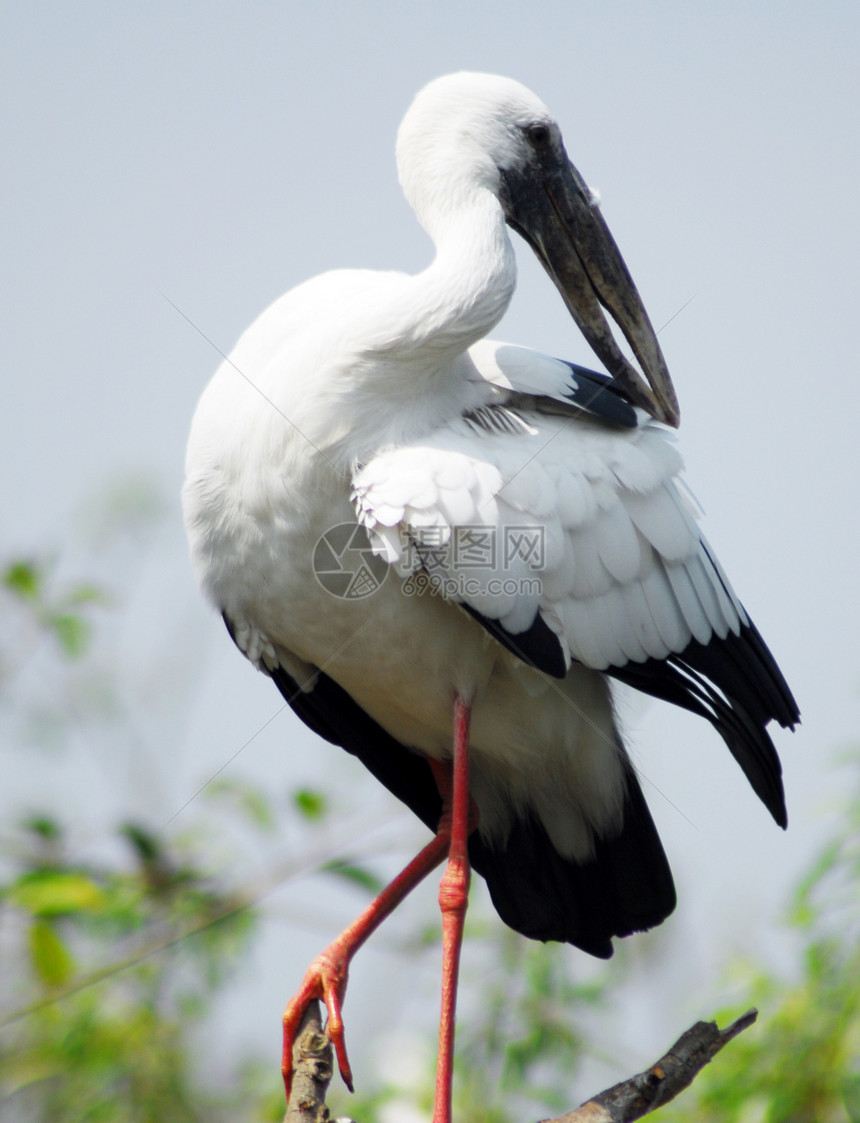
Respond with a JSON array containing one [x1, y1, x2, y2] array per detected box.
[[182, 71, 799, 1123]]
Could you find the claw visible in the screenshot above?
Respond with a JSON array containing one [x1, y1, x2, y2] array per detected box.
[[320, 967, 354, 1092], [282, 947, 354, 1099]]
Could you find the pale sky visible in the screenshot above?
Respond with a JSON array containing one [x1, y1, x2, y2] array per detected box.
[[3, 0, 860, 1101]]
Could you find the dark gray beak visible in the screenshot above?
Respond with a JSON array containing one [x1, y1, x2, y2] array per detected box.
[[501, 144, 680, 427]]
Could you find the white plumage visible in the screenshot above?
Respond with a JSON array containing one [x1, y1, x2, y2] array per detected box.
[[353, 342, 745, 672], [184, 72, 796, 960]]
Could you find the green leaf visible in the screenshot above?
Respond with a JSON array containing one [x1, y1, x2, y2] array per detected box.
[[206, 778, 276, 831], [48, 612, 91, 657], [320, 859, 384, 894], [21, 814, 62, 842], [28, 918, 76, 987], [60, 582, 111, 609], [121, 822, 164, 865], [11, 870, 107, 916], [3, 559, 42, 599], [292, 788, 328, 821]]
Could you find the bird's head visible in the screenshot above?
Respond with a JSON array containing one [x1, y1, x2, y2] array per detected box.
[[397, 72, 556, 208], [397, 72, 680, 427]]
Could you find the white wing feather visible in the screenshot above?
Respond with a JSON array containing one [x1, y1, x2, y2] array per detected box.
[[353, 348, 746, 674]]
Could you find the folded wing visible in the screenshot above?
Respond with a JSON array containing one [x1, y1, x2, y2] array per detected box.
[[353, 343, 798, 826]]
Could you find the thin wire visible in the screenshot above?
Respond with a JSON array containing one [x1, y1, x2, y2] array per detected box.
[[163, 293, 348, 482]]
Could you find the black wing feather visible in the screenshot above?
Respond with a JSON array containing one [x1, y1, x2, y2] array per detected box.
[[231, 619, 674, 957], [459, 602, 567, 679], [608, 617, 798, 829], [561, 362, 638, 427]]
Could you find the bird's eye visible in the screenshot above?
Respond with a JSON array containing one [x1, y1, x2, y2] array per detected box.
[[526, 123, 550, 149]]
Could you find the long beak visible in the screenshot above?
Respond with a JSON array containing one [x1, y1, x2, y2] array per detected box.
[[504, 152, 680, 427]]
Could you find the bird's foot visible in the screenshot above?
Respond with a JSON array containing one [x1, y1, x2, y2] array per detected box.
[[281, 829, 453, 1106], [282, 945, 353, 1099]]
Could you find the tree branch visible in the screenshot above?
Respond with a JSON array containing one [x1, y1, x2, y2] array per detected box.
[[545, 1009, 758, 1123], [284, 1001, 334, 1123], [282, 1006, 757, 1123]]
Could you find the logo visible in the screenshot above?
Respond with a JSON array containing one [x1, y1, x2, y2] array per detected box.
[[312, 523, 389, 600], [312, 522, 546, 602]]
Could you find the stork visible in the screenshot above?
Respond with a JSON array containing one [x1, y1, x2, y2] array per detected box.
[[183, 72, 798, 1123]]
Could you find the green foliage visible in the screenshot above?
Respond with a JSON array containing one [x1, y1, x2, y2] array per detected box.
[[292, 787, 328, 821], [206, 778, 278, 833], [655, 772, 860, 1123], [334, 773, 860, 1123], [4, 560, 42, 600], [0, 792, 386, 1122], [329, 919, 618, 1123], [321, 858, 386, 895], [453, 926, 611, 1119], [1, 547, 263, 1120], [0, 545, 386, 1121], [0, 813, 258, 1122], [11, 869, 108, 916], [28, 918, 77, 989], [77, 473, 167, 549], [5, 538, 860, 1122], [2, 556, 110, 661]]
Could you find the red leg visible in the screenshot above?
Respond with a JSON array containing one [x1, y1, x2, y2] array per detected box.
[[282, 829, 449, 1098], [432, 695, 473, 1123], [282, 695, 477, 1114]]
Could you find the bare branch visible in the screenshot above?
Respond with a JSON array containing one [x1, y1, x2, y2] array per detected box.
[[545, 1009, 758, 1123], [284, 1001, 334, 1123], [281, 1007, 757, 1123]]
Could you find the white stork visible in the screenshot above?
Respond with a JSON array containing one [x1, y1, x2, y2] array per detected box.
[[183, 72, 798, 1123]]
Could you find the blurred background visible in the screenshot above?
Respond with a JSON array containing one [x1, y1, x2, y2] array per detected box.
[[2, 3, 859, 1120]]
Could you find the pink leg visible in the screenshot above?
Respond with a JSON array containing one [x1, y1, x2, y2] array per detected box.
[[431, 695, 473, 1123], [282, 829, 449, 1098]]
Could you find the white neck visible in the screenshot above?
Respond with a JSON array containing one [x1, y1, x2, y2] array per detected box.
[[311, 186, 516, 465], [398, 187, 516, 361]]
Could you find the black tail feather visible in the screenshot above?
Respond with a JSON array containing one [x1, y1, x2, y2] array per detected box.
[[247, 633, 674, 955], [469, 764, 675, 955]]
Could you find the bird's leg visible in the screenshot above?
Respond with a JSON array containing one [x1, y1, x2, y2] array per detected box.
[[281, 696, 478, 1110], [281, 818, 450, 1100], [430, 694, 474, 1123]]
